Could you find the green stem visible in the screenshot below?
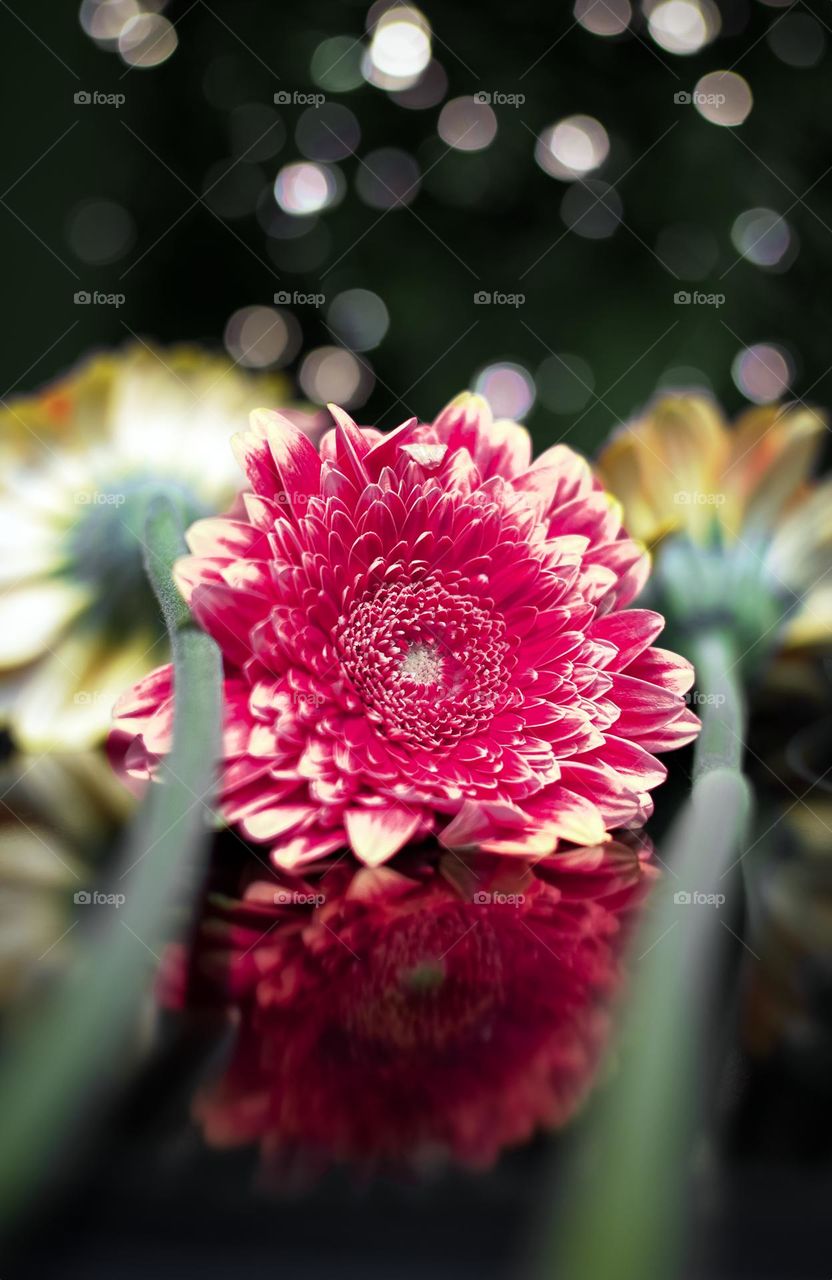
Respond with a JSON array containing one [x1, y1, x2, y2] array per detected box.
[[0, 497, 221, 1229], [536, 627, 753, 1280], [687, 628, 747, 779], [547, 768, 752, 1280]]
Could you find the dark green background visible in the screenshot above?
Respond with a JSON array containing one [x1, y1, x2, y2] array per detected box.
[[2, 0, 831, 457]]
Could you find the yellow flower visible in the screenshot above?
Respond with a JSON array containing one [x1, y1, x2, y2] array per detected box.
[[597, 395, 832, 662], [0, 343, 296, 750]]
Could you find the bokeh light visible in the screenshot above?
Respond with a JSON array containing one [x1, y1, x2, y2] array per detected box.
[[274, 162, 341, 215], [118, 13, 178, 67], [258, 194, 314, 239], [574, 0, 632, 37], [223, 305, 299, 369], [767, 12, 826, 68], [693, 71, 753, 126], [311, 36, 365, 92], [366, 4, 432, 89], [437, 97, 498, 153], [66, 199, 135, 264], [299, 346, 373, 408], [474, 363, 535, 419], [535, 116, 609, 181], [79, 0, 141, 46], [646, 0, 720, 55], [327, 289, 390, 352], [561, 181, 622, 239], [296, 103, 361, 163], [537, 354, 595, 414], [731, 208, 794, 270], [390, 59, 448, 109], [355, 148, 420, 208], [731, 343, 793, 403]]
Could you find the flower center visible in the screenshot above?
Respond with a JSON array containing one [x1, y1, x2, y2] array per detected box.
[[341, 912, 503, 1051], [397, 641, 444, 686], [335, 575, 512, 752]]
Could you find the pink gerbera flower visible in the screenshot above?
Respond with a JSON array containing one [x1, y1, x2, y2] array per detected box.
[[110, 393, 699, 869], [162, 840, 656, 1173]]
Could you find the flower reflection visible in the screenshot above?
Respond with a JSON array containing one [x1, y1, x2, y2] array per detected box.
[[163, 839, 656, 1175]]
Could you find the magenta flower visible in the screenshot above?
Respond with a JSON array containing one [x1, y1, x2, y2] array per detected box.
[[110, 394, 699, 869]]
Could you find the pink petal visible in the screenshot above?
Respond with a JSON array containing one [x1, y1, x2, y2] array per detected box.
[[345, 806, 425, 866], [588, 610, 666, 671], [253, 407, 322, 518]]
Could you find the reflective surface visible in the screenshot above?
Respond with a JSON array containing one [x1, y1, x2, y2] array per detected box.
[[162, 838, 655, 1178]]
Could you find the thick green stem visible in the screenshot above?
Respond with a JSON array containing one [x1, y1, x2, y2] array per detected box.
[[535, 627, 753, 1280], [0, 497, 221, 1230], [543, 767, 752, 1280], [687, 628, 747, 779]]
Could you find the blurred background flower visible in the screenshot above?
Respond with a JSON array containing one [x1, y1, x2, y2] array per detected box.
[[0, 344, 310, 750], [597, 395, 832, 679]]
